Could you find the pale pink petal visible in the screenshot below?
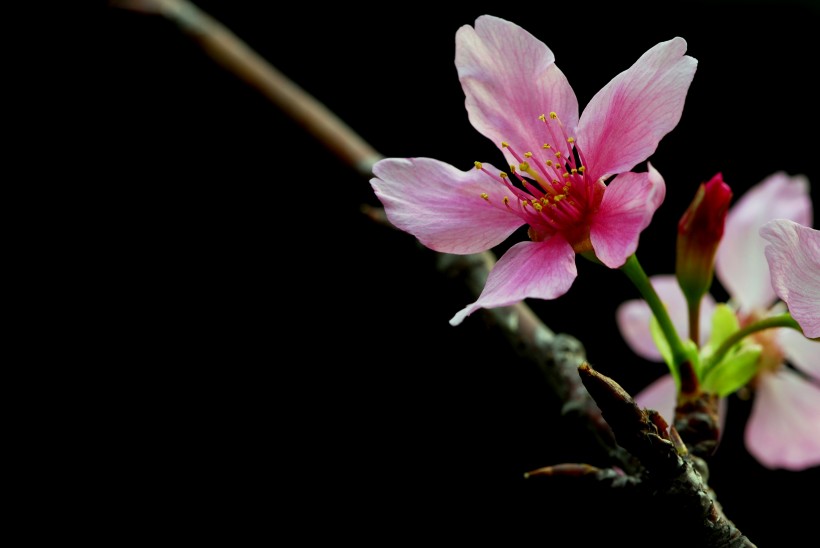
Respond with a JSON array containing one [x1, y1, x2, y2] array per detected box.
[[455, 15, 579, 166], [450, 238, 576, 325], [745, 369, 820, 470], [761, 219, 820, 338], [778, 328, 820, 382], [617, 299, 664, 361], [635, 374, 677, 424], [589, 164, 665, 268], [617, 275, 716, 361], [716, 173, 812, 312], [371, 158, 525, 254], [576, 38, 696, 183]]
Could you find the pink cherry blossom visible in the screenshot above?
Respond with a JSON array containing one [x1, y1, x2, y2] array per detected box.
[[617, 173, 820, 470], [760, 219, 820, 339], [371, 15, 696, 325]]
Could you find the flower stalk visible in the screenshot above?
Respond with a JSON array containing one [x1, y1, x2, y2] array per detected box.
[[703, 312, 801, 372]]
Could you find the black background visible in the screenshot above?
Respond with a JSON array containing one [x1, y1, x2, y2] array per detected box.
[[98, 1, 818, 544]]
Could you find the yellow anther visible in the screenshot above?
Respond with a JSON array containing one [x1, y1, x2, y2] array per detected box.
[[563, 186, 570, 192], [543, 144, 551, 149], [501, 141, 509, 148], [563, 172, 570, 178], [499, 171, 508, 179], [522, 201, 529, 208], [538, 114, 546, 121], [552, 179, 560, 185], [578, 166, 585, 173], [503, 196, 510, 205], [480, 193, 489, 201], [524, 152, 533, 158], [510, 164, 517, 172], [546, 160, 553, 167], [540, 197, 549, 205], [567, 137, 575, 144], [519, 162, 530, 171], [571, 168, 578, 174], [549, 112, 558, 119], [555, 151, 562, 158], [533, 202, 543, 212], [554, 194, 565, 202], [474, 161, 483, 170]]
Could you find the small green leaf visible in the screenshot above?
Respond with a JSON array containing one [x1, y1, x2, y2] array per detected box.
[[683, 339, 701, 372], [708, 304, 740, 350], [702, 344, 762, 397]]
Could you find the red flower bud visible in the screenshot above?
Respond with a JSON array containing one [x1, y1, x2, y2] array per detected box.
[[676, 173, 733, 304]]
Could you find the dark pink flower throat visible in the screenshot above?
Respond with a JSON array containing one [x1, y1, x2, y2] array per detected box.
[[475, 112, 604, 253]]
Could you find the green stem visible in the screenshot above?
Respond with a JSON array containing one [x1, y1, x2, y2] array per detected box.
[[621, 255, 690, 369], [687, 299, 700, 348], [704, 312, 801, 371]]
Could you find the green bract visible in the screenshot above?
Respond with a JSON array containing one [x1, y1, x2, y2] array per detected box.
[[702, 344, 762, 396]]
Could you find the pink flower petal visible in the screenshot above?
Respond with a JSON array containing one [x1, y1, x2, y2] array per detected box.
[[371, 158, 525, 254], [617, 275, 716, 361], [760, 219, 820, 338], [745, 369, 820, 470], [761, 219, 820, 338], [455, 15, 579, 165], [577, 38, 697, 183], [617, 299, 665, 361], [716, 173, 813, 313], [589, 164, 665, 268], [778, 328, 820, 382], [450, 238, 576, 326], [635, 374, 677, 424]]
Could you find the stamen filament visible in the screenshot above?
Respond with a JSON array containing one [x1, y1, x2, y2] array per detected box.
[[540, 113, 571, 160], [545, 200, 577, 225], [472, 117, 600, 245], [476, 162, 530, 202], [520, 161, 557, 195]]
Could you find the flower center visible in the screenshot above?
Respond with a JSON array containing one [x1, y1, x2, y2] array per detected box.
[[740, 310, 786, 376], [475, 112, 604, 252]]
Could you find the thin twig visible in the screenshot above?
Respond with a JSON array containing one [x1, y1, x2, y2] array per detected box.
[[110, 0, 382, 177], [579, 363, 756, 547]]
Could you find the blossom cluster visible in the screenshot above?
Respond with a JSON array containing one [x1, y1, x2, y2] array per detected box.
[[370, 16, 818, 470]]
